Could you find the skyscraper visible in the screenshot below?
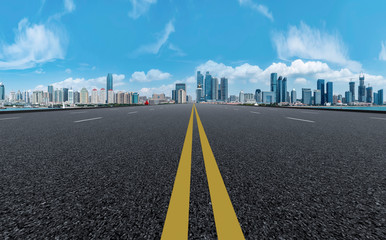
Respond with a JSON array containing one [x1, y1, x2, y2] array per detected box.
[[345, 91, 353, 104], [317, 79, 325, 105], [107, 89, 114, 103], [132, 92, 139, 104], [255, 89, 262, 103], [373, 92, 379, 105], [302, 88, 312, 105], [366, 86, 373, 103], [62, 88, 69, 102], [197, 71, 204, 88], [196, 88, 203, 103], [239, 90, 244, 103], [326, 82, 333, 104], [99, 88, 106, 104], [177, 89, 186, 104], [349, 81, 355, 102], [172, 90, 176, 102], [212, 78, 218, 101], [282, 77, 287, 103], [204, 72, 212, 101], [270, 73, 277, 93], [262, 91, 276, 104], [277, 76, 282, 103], [106, 73, 113, 103], [0, 82, 5, 100], [378, 89, 384, 105], [68, 89, 74, 104], [48, 85, 53, 102], [220, 77, 228, 102], [80, 88, 89, 104], [358, 74, 365, 102], [175, 83, 186, 103], [291, 89, 297, 103], [314, 90, 321, 105], [91, 89, 98, 104]]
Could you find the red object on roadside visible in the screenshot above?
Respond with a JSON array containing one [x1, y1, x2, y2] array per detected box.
[[145, 100, 149, 105]]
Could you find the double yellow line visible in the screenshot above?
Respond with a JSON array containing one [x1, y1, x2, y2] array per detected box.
[[161, 105, 244, 240]]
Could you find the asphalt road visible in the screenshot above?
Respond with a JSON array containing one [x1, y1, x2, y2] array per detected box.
[[1, 104, 385, 239]]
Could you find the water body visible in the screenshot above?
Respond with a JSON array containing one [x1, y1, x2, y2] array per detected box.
[[0, 107, 54, 112], [316, 106, 386, 112]]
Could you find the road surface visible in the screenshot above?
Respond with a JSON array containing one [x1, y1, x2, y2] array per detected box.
[[1, 104, 385, 239]]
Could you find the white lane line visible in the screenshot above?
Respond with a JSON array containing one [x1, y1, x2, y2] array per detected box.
[[0, 117, 20, 121], [70, 111, 87, 114], [128, 111, 138, 114], [250, 111, 261, 114], [286, 117, 315, 123], [74, 117, 102, 123], [301, 111, 319, 114], [370, 117, 386, 120]]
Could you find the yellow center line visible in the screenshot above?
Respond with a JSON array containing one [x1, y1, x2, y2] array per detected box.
[[161, 105, 195, 240], [194, 106, 245, 240]]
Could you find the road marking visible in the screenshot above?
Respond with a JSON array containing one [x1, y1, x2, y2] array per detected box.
[[74, 117, 102, 123], [250, 111, 260, 114], [70, 111, 87, 114], [301, 111, 319, 114], [128, 111, 138, 114], [286, 117, 315, 123], [161, 106, 194, 240], [0, 117, 20, 121], [149, 108, 155, 111], [195, 106, 245, 239], [370, 117, 386, 120]]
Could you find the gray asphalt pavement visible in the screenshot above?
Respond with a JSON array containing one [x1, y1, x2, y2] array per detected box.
[[1, 104, 385, 239]]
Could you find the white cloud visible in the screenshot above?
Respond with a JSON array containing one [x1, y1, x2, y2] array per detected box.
[[45, 74, 126, 91], [128, 0, 157, 19], [239, 0, 273, 21], [379, 41, 386, 61], [138, 83, 174, 97], [135, 20, 176, 55], [34, 84, 46, 91], [64, 0, 76, 13], [272, 22, 361, 71], [35, 68, 45, 74], [65, 68, 71, 74], [294, 78, 308, 84], [130, 69, 171, 82], [0, 18, 65, 70]]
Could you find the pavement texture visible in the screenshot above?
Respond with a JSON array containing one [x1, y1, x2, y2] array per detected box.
[[1, 104, 386, 239]]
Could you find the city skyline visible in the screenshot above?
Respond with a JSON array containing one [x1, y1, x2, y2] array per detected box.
[[1, 1, 386, 98]]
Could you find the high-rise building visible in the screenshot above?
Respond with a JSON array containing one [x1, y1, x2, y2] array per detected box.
[[177, 89, 186, 104], [68, 89, 74, 104], [80, 88, 89, 104], [106, 73, 113, 100], [291, 89, 297, 103], [116, 91, 125, 104], [366, 86, 373, 103], [107, 90, 114, 103], [317, 79, 325, 105], [349, 81, 355, 102], [302, 88, 312, 105], [345, 91, 353, 104], [62, 88, 69, 102], [314, 90, 321, 105], [204, 72, 212, 101], [244, 93, 254, 103], [73, 91, 80, 103], [220, 77, 228, 102], [255, 89, 262, 103], [48, 85, 53, 102], [212, 78, 218, 101], [91, 89, 98, 104], [0, 82, 5, 101], [358, 74, 366, 102], [277, 76, 282, 103], [373, 92, 379, 105], [175, 83, 186, 103], [326, 82, 333, 104], [172, 90, 176, 102], [270, 73, 277, 96], [282, 77, 287, 102], [229, 95, 237, 102], [124, 92, 132, 104], [239, 90, 245, 103], [197, 71, 204, 89], [99, 88, 106, 104], [262, 91, 276, 104], [378, 89, 384, 105], [132, 92, 139, 104], [196, 88, 203, 103]]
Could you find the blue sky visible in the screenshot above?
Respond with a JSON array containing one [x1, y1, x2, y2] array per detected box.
[[1, 0, 386, 98]]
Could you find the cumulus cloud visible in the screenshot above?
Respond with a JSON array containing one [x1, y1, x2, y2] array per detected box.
[[379, 41, 386, 61], [134, 20, 182, 56], [138, 83, 174, 97], [272, 22, 361, 71], [65, 68, 71, 74], [239, 0, 273, 21], [0, 18, 65, 70], [45, 74, 126, 91], [196, 59, 386, 88], [130, 69, 171, 82], [64, 0, 76, 13], [129, 0, 157, 19]]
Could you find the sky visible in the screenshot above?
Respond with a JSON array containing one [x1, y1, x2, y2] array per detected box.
[[1, 0, 386, 98]]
